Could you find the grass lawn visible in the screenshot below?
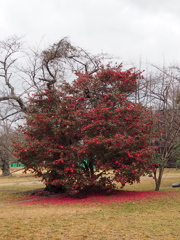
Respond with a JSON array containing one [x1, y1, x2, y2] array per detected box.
[[0, 168, 179, 240]]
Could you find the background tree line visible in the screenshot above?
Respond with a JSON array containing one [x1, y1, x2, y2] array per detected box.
[[0, 36, 179, 191]]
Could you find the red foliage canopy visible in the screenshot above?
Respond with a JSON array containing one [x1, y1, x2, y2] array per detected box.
[[14, 65, 155, 196]]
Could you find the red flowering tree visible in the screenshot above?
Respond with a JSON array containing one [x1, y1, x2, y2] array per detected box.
[[14, 65, 155, 196]]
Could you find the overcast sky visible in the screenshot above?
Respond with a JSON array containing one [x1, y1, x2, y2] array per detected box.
[[1, 0, 180, 67]]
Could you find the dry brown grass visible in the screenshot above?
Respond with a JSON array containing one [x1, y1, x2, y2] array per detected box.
[[0, 167, 41, 183], [0, 168, 179, 240], [0, 194, 179, 240]]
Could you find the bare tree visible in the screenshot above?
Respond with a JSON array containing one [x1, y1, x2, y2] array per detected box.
[[0, 110, 18, 176], [141, 65, 180, 190], [39, 37, 107, 89], [0, 36, 107, 117]]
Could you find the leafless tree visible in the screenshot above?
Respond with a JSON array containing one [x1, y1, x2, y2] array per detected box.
[[0, 110, 18, 176], [140, 65, 180, 190], [39, 37, 107, 89], [0, 36, 107, 117]]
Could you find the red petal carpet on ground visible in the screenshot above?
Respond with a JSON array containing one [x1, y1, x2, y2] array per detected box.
[[18, 190, 173, 205]]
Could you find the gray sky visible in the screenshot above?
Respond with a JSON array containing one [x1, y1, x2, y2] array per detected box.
[[1, 0, 180, 66]]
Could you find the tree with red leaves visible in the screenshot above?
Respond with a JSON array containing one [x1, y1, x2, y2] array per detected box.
[[14, 65, 155, 196]]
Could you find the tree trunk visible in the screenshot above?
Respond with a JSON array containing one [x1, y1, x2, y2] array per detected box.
[[154, 167, 164, 191], [1, 159, 11, 176]]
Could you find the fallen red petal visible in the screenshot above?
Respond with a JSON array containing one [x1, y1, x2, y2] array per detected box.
[[18, 190, 172, 205]]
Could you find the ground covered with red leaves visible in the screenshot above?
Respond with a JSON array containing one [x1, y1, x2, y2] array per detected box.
[[18, 190, 174, 205]]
